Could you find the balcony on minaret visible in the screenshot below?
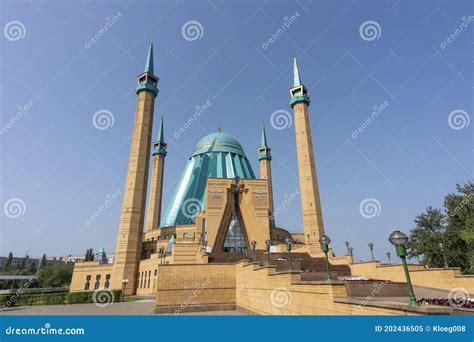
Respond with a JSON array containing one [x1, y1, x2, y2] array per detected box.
[[136, 72, 159, 97], [152, 140, 167, 157], [258, 146, 271, 161]]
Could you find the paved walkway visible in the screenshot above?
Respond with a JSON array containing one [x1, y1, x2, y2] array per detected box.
[[0, 300, 247, 316]]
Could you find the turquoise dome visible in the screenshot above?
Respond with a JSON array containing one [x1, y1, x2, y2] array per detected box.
[[161, 131, 256, 227], [192, 132, 246, 156]]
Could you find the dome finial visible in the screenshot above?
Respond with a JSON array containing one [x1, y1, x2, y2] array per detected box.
[[217, 126, 221, 133]]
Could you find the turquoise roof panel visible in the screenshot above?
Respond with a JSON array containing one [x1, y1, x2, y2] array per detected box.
[[162, 132, 256, 227]]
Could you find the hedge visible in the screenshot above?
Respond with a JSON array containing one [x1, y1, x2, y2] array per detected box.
[[0, 289, 121, 308]]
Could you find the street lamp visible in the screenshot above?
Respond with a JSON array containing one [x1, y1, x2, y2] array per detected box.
[[319, 234, 332, 281], [265, 239, 272, 265], [345, 241, 350, 255], [389, 230, 418, 307], [439, 242, 448, 268], [285, 237, 293, 271], [159, 247, 164, 264], [386, 251, 391, 263], [121, 279, 129, 302], [251, 240, 257, 261], [368, 242, 375, 261], [348, 246, 353, 257]]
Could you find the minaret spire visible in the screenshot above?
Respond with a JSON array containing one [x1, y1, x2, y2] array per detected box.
[[145, 42, 154, 74], [260, 124, 269, 148], [158, 116, 165, 143], [293, 56, 302, 86]]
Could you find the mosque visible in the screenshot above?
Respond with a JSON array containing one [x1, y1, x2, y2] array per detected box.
[[70, 45, 473, 315]]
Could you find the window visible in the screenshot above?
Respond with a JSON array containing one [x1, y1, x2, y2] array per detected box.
[[104, 274, 111, 289], [140, 272, 143, 288], [183, 233, 189, 239], [154, 269, 157, 276], [84, 275, 91, 290], [222, 206, 246, 253], [148, 271, 151, 288], [94, 275, 101, 290]]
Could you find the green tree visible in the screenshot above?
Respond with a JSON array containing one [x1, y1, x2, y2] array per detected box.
[[40, 254, 47, 269], [18, 257, 26, 271], [29, 261, 37, 273], [84, 248, 94, 261], [3, 252, 13, 272], [37, 263, 73, 288], [407, 182, 473, 274]]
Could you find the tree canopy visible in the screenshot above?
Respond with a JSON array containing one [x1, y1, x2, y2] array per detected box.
[[407, 181, 473, 274]]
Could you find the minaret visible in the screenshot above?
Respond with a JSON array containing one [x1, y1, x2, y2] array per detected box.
[[145, 117, 167, 231], [289, 57, 325, 253], [112, 43, 159, 294], [258, 125, 274, 226]]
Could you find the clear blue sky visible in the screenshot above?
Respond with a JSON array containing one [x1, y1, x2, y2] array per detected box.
[[1, 0, 472, 262]]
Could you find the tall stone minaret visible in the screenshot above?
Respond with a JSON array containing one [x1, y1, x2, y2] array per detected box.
[[289, 57, 325, 253], [146, 118, 167, 231], [258, 125, 274, 226], [112, 43, 159, 294]]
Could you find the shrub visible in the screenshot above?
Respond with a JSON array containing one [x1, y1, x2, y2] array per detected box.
[[66, 290, 122, 305]]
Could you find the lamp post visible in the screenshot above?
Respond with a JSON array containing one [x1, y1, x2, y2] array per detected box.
[[345, 241, 350, 255], [439, 242, 449, 268], [386, 251, 391, 263], [121, 279, 129, 302], [348, 246, 353, 257], [285, 237, 293, 271], [368, 242, 375, 261], [389, 230, 418, 307], [265, 239, 272, 266], [159, 247, 164, 264], [251, 240, 257, 261], [319, 234, 332, 281]]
